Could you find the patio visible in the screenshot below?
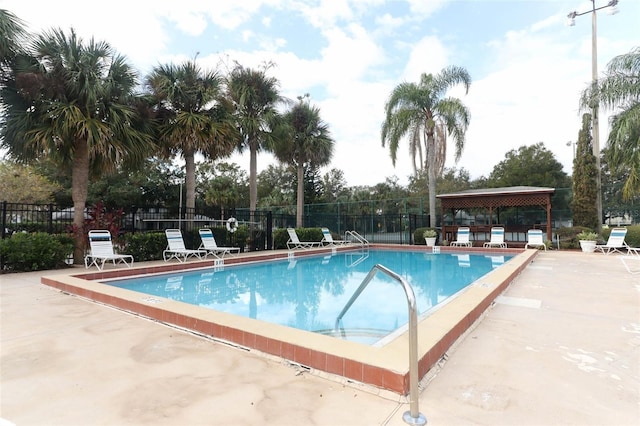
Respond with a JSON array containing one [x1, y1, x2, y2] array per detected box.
[[1, 251, 638, 425]]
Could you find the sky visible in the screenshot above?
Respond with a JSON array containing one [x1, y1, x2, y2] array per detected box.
[[1, 0, 638, 188]]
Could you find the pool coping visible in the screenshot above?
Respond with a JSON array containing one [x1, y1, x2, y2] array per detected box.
[[41, 244, 537, 395]]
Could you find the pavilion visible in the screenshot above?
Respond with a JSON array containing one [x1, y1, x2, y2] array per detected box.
[[437, 186, 555, 246]]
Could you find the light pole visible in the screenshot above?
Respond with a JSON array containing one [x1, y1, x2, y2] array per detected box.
[[566, 140, 576, 161], [567, 0, 619, 231]]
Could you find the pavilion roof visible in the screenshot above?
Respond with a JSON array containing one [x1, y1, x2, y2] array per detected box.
[[437, 186, 555, 199]]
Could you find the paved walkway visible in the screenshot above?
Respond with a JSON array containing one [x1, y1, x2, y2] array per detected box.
[[1, 251, 638, 425]]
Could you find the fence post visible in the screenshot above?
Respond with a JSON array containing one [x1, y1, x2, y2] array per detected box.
[[266, 211, 273, 250], [1, 201, 7, 239], [130, 207, 137, 234], [48, 203, 54, 234], [408, 214, 414, 245]]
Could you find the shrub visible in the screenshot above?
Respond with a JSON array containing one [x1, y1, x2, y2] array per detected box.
[[273, 227, 323, 249], [0, 232, 73, 271], [423, 228, 437, 238], [577, 231, 598, 241], [556, 226, 594, 249], [121, 232, 166, 261], [414, 227, 438, 245], [625, 225, 640, 247]]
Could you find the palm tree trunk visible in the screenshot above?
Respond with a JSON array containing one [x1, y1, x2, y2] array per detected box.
[[249, 142, 258, 213], [71, 139, 90, 264], [427, 134, 437, 228], [184, 148, 196, 230], [249, 141, 258, 246], [296, 164, 304, 228]]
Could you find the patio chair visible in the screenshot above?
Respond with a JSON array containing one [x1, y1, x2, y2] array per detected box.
[[483, 227, 507, 248], [286, 228, 322, 250], [163, 229, 207, 262], [321, 227, 350, 246], [198, 228, 240, 258], [594, 228, 629, 255], [524, 229, 546, 250], [450, 227, 472, 247], [84, 230, 134, 270]]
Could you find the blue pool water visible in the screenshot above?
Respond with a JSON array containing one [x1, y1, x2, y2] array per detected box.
[[106, 250, 511, 345]]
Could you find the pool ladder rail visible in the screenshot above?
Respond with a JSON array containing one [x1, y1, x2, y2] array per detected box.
[[335, 264, 426, 426], [344, 230, 369, 247]]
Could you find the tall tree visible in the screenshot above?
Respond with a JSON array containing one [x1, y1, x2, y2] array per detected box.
[[145, 60, 237, 222], [488, 143, 570, 189], [582, 47, 640, 201], [198, 162, 249, 218], [257, 164, 296, 211], [319, 168, 348, 203], [571, 114, 599, 229], [0, 28, 154, 263], [273, 97, 334, 227], [0, 161, 61, 203], [381, 66, 471, 227], [226, 64, 283, 213], [0, 9, 26, 74]]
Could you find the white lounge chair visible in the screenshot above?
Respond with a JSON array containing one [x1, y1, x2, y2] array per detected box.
[[163, 229, 207, 262], [483, 227, 507, 248], [286, 228, 322, 250], [525, 229, 546, 250], [594, 228, 629, 255], [450, 227, 472, 247], [84, 230, 134, 270], [198, 228, 240, 258], [321, 228, 350, 246]]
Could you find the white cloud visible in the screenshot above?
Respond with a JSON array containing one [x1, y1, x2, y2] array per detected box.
[[401, 36, 449, 82], [242, 30, 254, 42], [296, 0, 355, 28], [374, 12, 405, 31], [405, 0, 448, 17]]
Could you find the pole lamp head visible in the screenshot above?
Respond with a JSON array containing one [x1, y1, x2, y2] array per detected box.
[[566, 11, 577, 26], [608, 0, 619, 15]]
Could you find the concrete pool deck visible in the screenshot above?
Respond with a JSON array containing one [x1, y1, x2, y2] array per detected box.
[[1, 250, 638, 425]]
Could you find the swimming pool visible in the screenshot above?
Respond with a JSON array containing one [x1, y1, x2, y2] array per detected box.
[[105, 250, 511, 346], [42, 245, 535, 394]]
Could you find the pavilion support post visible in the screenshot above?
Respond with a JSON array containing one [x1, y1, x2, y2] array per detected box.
[[546, 197, 553, 242]]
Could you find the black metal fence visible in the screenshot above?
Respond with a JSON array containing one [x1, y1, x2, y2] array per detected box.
[[3, 199, 637, 248], [0, 201, 432, 248]]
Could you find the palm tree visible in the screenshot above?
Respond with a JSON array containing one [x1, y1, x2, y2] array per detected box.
[[145, 60, 237, 222], [0, 28, 154, 263], [226, 64, 284, 213], [0, 9, 26, 70], [273, 96, 335, 227], [582, 47, 640, 200], [381, 66, 471, 228]]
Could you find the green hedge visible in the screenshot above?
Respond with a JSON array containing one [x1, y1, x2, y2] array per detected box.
[[273, 227, 323, 249], [120, 226, 251, 261], [556, 225, 640, 249], [121, 232, 166, 261], [0, 232, 73, 271], [556, 226, 594, 249]]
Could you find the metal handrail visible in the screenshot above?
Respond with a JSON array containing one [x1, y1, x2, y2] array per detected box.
[[345, 230, 369, 246], [335, 264, 426, 425]]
